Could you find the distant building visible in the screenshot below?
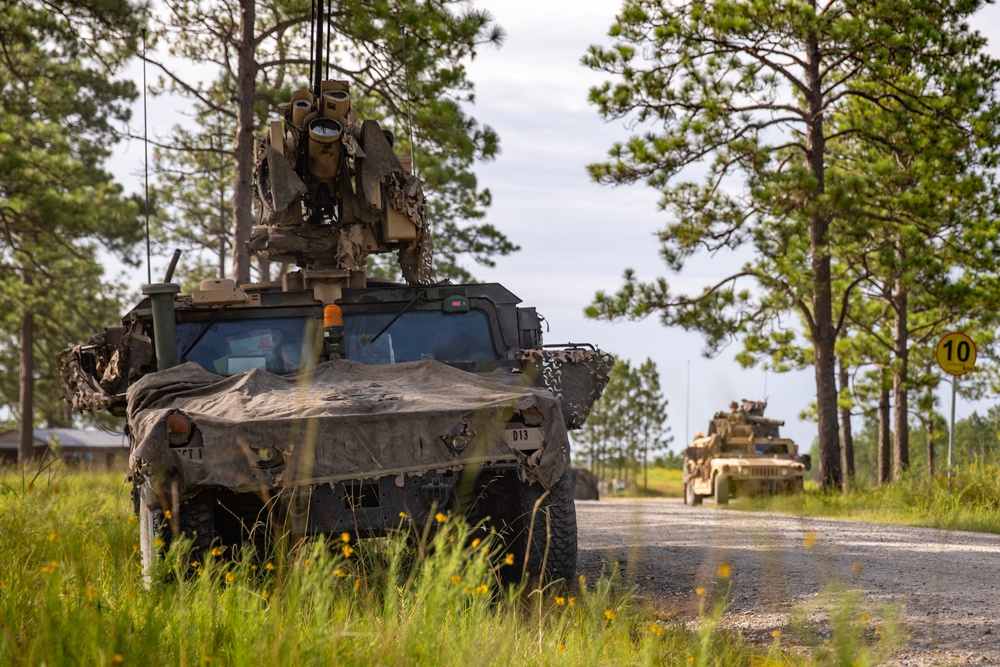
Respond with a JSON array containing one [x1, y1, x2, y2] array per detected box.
[[0, 428, 129, 468]]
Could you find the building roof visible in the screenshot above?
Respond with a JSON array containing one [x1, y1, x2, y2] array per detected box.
[[0, 428, 127, 450]]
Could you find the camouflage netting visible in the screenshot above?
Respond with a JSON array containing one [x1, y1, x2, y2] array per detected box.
[[518, 348, 614, 430], [127, 360, 571, 508], [58, 329, 153, 414]]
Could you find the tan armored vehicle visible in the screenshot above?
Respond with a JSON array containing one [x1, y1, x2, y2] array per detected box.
[[683, 400, 810, 505]]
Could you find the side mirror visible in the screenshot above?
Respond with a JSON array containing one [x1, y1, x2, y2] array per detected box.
[[800, 454, 812, 471]]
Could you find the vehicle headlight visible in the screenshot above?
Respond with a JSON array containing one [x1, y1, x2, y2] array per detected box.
[[781, 467, 789, 477], [740, 467, 750, 477], [166, 412, 193, 446]]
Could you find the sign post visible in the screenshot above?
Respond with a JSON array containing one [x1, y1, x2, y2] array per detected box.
[[935, 332, 977, 472]]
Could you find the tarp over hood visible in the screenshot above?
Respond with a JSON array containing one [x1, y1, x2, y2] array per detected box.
[[127, 360, 570, 505]]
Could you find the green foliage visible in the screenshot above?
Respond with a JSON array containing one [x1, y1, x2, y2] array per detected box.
[[574, 357, 671, 491], [740, 462, 1000, 535], [150, 0, 517, 283], [0, 467, 809, 665], [151, 101, 236, 288], [0, 0, 144, 429]]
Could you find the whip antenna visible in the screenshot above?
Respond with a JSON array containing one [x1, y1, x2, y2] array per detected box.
[[402, 27, 417, 176], [142, 26, 152, 284]]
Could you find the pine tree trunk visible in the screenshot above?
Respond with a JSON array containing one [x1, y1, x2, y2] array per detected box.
[[230, 0, 256, 285], [926, 416, 935, 480], [877, 368, 891, 485], [838, 356, 854, 490], [805, 26, 842, 491], [892, 237, 909, 480], [17, 267, 35, 465]]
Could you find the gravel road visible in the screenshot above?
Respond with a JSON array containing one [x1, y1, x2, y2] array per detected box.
[[576, 498, 1000, 665]]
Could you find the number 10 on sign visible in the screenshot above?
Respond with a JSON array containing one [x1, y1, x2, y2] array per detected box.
[[936, 332, 976, 376]]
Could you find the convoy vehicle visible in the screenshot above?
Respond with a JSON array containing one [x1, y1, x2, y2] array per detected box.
[[59, 42, 611, 583], [682, 400, 810, 505]]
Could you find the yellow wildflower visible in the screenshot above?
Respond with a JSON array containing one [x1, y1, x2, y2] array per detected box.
[[650, 623, 664, 636], [771, 630, 781, 638], [475, 584, 489, 595], [716, 562, 731, 579], [860, 614, 870, 623], [341, 532, 351, 543], [435, 512, 448, 523], [803, 531, 817, 548], [568, 597, 575, 606], [604, 609, 615, 620], [556, 644, 566, 653], [464, 585, 472, 593], [225, 571, 235, 583], [334, 568, 346, 577], [449, 534, 456, 543], [265, 562, 275, 571], [210, 547, 224, 557], [127, 515, 136, 526], [261, 589, 270, 600], [555, 596, 566, 606], [111, 655, 124, 664], [695, 587, 705, 596], [399, 512, 407, 519], [688, 658, 695, 664], [190, 561, 200, 569], [48, 532, 59, 542], [450, 575, 462, 584], [353, 578, 361, 590], [504, 553, 515, 566], [153, 537, 166, 549], [86, 585, 98, 599], [472, 538, 481, 548], [342, 544, 355, 558]]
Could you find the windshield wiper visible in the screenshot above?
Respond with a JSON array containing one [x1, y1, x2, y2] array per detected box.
[[371, 291, 423, 343], [179, 306, 227, 360]]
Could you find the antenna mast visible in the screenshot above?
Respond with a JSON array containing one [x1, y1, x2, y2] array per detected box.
[[142, 26, 151, 285]]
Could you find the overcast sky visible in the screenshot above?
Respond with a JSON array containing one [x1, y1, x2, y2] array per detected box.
[[111, 1, 1000, 454]]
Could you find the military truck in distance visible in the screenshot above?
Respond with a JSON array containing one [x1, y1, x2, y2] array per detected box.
[[682, 400, 810, 506], [59, 66, 612, 584]]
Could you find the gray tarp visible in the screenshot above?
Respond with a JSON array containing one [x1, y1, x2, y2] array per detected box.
[[127, 360, 570, 506]]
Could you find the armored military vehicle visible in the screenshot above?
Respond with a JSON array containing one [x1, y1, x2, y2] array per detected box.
[[59, 56, 611, 583], [682, 400, 810, 505]]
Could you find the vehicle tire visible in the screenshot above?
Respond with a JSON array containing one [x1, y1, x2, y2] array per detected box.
[[684, 482, 703, 506], [138, 491, 215, 583], [139, 494, 157, 586], [518, 471, 577, 583], [714, 475, 730, 505]]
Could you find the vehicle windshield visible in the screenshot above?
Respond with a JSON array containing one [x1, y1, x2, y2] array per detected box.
[[343, 310, 496, 365], [755, 442, 789, 455], [177, 316, 312, 375]]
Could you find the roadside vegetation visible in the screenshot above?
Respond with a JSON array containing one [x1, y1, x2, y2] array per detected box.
[[600, 461, 1000, 538], [0, 464, 912, 666], [733, 463, 1000, 536]]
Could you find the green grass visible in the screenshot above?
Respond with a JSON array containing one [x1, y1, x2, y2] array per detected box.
[[0, 463, 904, 665], [734, 463, 1000, 534]]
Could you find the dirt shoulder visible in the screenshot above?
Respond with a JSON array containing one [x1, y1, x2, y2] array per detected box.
[[576, 498, 1000, 665]]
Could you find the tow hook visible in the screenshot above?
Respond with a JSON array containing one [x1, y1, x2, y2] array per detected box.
[[422, 476, 451, 506]]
